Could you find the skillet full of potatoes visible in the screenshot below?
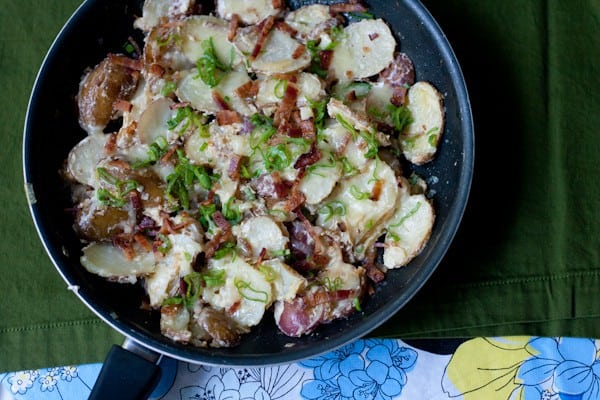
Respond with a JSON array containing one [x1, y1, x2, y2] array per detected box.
[[24, 0, 473, 370]]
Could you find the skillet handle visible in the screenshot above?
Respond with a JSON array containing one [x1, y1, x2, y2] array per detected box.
[[89, 340, 161, 400]]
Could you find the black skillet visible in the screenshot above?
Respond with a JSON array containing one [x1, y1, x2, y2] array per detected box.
[[23, 0, 474, 398]]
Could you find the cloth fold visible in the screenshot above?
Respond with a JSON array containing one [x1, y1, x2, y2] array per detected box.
[[1, 0, 598, 372]]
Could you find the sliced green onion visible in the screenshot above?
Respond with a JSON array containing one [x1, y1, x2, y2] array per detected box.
[[234, 278, 269, 303]]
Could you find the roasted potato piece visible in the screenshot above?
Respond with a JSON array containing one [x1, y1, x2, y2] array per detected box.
[[80, 242, 156, 283], [77, 55, 140, 133], [383, 187, 435, 268], [401, 81, 445, 165], [191, 307, 246, 348], [75, 203, 132, 242]]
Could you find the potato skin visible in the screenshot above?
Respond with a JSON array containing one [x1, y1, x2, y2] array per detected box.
[[77, 54, 139, 132], [75, 205, 131, 242]]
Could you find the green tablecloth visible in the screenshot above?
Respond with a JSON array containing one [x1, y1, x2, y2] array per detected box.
[[1, 0, 598, 372]]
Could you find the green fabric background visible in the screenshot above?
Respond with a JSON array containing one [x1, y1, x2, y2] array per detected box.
[[0, 0, 598, 372]]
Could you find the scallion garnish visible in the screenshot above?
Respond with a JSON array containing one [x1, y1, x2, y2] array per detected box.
[[234, 278, 269, 303]]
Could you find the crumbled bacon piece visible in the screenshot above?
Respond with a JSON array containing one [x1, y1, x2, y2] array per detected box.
[[330, 2, 367, 13], [227, 154, 243, 180], [113, 235, 135, 260], [235, 80, 259, 99], [112, 99, 132, 113], [204, 230, 233, 259], [251, 15, 276, 60], [149, 63, 165, 77], [256, 248, 268, 265], [273, 82, 299, 128], [212, 211, 231, 231], [129, 190, 142, 210], [228, 14, 241, 41], [370, 179, 383, 201], [282, 189, 306, 212], [294, 142, 322, 169], [292, 44, 306, 60], [212, 91, 231, 110], [390, 86, 408, 106], [133, 233, 153, 252], [104, 133, 118, 155], [217, 110, 242, 126], [275, 20, 298, 36], [252, 172, 292, 199], [319, 50, 334, 70], [272, 0, 283, 9]]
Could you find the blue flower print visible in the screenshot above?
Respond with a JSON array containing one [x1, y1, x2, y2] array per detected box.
[[347, 360, 404, 400], [301, 378, 344, 400], [301, 341, 365, 381], [365, 339, 417, 372], [516, 337, 600, 400]]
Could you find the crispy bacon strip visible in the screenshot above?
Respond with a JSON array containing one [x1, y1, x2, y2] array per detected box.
[[273, 82, 299, 127], [217, 110, 242, 126], [251, 15, 276, 60], [282, 189, 306, 212]]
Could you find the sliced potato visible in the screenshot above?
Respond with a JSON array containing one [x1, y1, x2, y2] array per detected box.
[[330, 19, 396, 81], [250, 29, 312, 74], [176, 69, 255, 116], [383, 189, 435, 269], [180, 16, 244, 69], [81, 242, 156, 283], [260, 258, 306, 301], [232, 215, 289, 259], [67, 133, 110, 187], [136, 97, 177, 145], [134, 0, 195, 32], [185, 121, 251, 169], [401, 81, 445, 164], [327, 98, 373, 133], [160, 304, 192, 343], [216, 0, 281, 25], [298, 152, 342, 205], [255, 72, 324, 115], [284, 4, 333, 41], [316, 159, 398, 246], [145, 222, 204, 306], [203, 255, 272, 327]]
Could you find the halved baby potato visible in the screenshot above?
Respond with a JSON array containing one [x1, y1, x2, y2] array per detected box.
[[401, 81, 445, 165], [383, 180, 435, 268], [81, 242, 156, 283]]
